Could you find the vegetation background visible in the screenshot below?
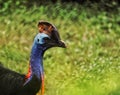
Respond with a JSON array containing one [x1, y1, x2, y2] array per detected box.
[[0, 0, 120, 95]]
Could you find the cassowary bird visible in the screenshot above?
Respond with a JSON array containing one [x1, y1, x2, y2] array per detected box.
[[0, 21, 66, 95]]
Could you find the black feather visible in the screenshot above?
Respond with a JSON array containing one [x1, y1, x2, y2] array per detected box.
[[0, 64, 41, 95], [0, 64, 24, 95]]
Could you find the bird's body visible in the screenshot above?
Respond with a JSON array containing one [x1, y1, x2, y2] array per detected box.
[[0, 65, 25, 95], [0, 65, 41, 95], [0, 21, 66, 95]]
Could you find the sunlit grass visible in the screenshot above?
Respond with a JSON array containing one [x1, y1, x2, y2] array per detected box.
[[0, 2, 120, 95]]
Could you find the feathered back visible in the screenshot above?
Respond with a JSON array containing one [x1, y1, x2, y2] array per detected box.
[[0, 63, 25, 95]]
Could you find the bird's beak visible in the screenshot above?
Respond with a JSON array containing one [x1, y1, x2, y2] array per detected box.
[[57, 40, 66, 48]]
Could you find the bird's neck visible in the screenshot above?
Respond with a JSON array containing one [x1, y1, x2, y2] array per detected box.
[[25, 43, 45, 95], [26, 43, 44, 80]]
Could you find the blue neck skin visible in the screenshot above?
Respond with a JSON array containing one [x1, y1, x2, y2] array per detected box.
[[24, 43, 44, 85], [24, 33, 49, 85], [30, 42, 44, 79]]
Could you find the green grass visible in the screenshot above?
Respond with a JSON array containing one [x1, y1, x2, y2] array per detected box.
[[0, 2, 120, 95]]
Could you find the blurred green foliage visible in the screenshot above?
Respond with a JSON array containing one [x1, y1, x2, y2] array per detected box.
[[0, 0, 119, 14], [0, 1, 120, 95]]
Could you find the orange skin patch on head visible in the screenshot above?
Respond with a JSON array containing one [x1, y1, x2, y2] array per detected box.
[[38, 24, 53, 36]]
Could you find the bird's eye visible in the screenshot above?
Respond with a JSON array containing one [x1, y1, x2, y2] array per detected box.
[[37, 39, 39, 42]]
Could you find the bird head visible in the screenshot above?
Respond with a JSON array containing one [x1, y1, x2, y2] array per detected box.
[[34, 21, 66, 51]]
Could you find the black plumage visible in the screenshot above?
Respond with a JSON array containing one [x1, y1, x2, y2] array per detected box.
[[0, 64, 41, 95]]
